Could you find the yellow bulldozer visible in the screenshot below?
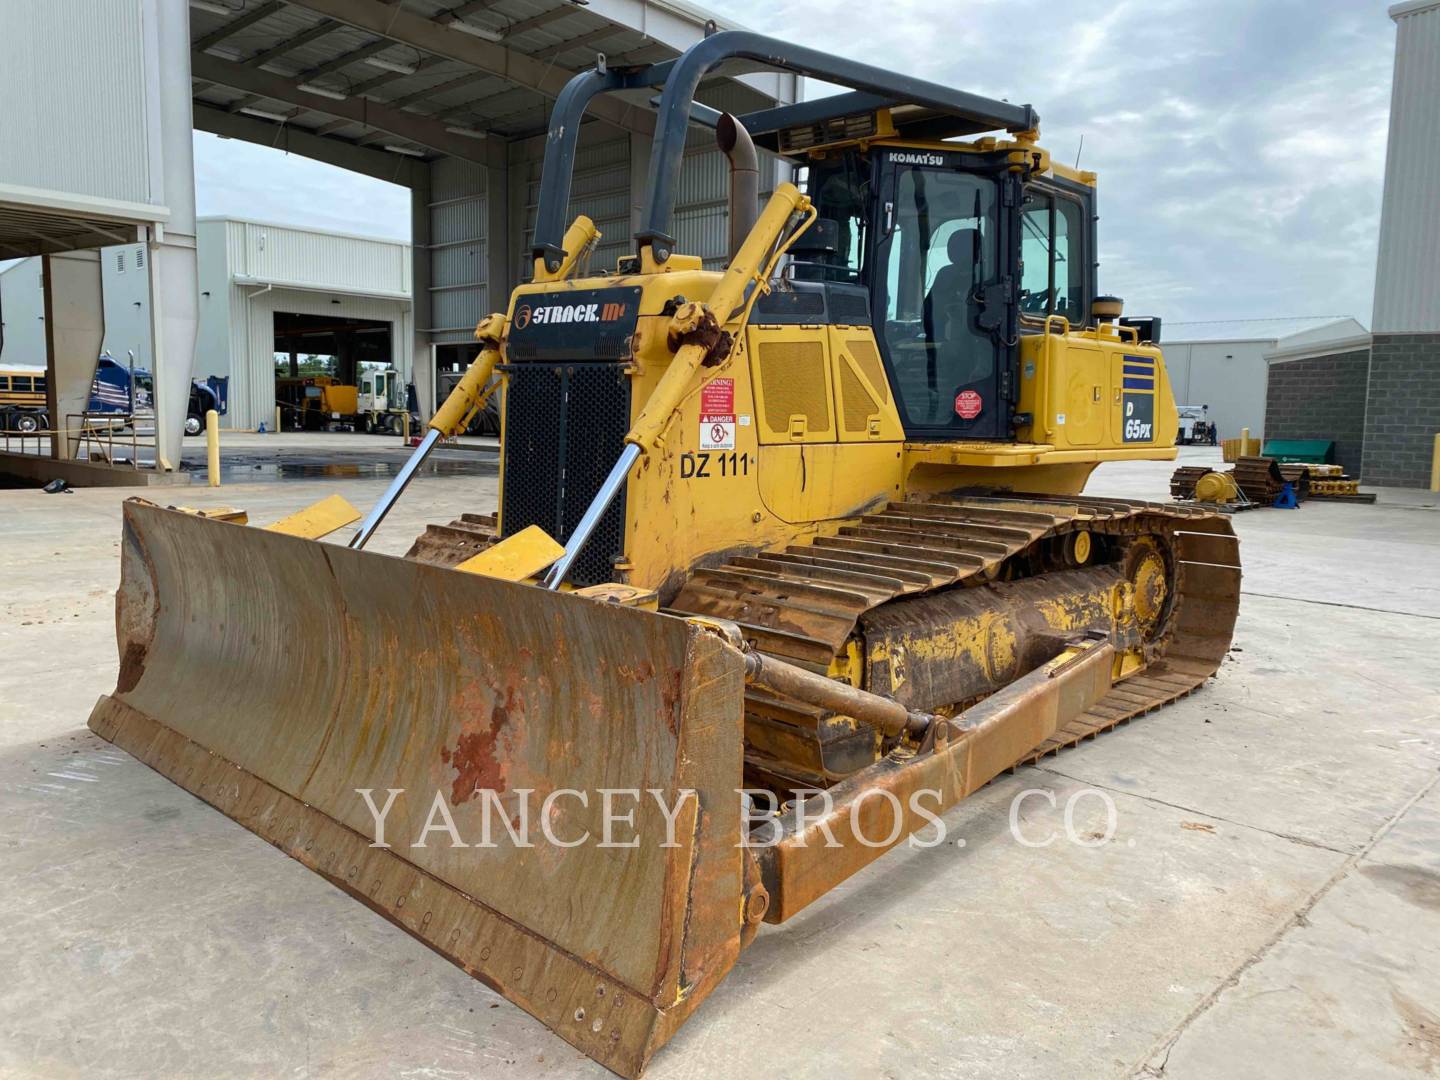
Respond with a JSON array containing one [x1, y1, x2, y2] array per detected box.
[[89, 33, 1240, 1078]]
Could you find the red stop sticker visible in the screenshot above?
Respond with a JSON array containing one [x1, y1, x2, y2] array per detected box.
[[955, 389, 983, 420]]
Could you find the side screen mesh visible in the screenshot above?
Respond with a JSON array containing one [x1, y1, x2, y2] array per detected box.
[[757, 341, 831, 435], [847, 337, 890, 403], [559, 365, 631, 586], [838, 360, 878, 433]]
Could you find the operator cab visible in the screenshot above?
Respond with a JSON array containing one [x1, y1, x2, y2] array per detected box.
[[803, 144, 1096, 440], [528, 32, 1113, 449]]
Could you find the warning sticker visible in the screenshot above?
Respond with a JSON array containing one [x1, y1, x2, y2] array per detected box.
[[700, 377, 736, 450], [955, 389, 983, 420], [701, 379, 734, 415]]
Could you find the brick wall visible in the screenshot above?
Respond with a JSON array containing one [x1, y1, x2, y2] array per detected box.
[[1264, 348, 1370, 476], [1364, 333, 1440, 488]]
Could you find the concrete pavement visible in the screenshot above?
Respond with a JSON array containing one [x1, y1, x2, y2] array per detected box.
[[1, 447, 1436, 1078]]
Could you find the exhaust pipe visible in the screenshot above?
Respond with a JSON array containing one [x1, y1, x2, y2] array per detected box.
[[716, 112, 758, 264]]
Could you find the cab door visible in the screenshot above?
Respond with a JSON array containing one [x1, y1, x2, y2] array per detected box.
[[870, 153, 1015, 440]]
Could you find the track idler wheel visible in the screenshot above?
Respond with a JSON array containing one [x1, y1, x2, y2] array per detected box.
[[1123, 535, 1172, 642]]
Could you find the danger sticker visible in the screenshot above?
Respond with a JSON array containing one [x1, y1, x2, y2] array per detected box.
[[955, 389, 983, 420], [700, 377, 736, 450], [701, 419, 736, 450]]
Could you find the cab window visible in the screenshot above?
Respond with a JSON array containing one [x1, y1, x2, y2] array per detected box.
[[1020, 190, 1086, 323], [803, 153, 870, 281]]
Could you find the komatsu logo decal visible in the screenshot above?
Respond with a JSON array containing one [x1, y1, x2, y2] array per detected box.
[[513, 301, 629, 330], [890, 151, 946, 166]]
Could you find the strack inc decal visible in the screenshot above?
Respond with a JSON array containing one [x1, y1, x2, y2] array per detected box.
[[506, 286, 644, 362], [513, 300, 631, 329]]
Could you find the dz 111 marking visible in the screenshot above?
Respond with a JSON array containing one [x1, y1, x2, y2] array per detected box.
[[680, 451, 751, 479]]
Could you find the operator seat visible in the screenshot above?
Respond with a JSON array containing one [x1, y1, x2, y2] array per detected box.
[[923, 227, 980, 344]]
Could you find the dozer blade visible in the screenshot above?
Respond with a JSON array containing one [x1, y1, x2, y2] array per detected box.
[[88, 500, 748, 1078]]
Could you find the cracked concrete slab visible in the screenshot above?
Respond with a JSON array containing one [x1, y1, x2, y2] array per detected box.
[[1, 451, 1437, 1078], [1147, 779, 1440, 1079]]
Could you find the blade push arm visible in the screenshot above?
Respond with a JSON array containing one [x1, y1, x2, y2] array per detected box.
[[541, 183, 815, 589], [351, 213, 607, 549], [349, 313, 508, 550]]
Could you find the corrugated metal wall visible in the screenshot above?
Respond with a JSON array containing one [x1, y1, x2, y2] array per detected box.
[[0, 0, 151, 205], [224, 220, 411, 297], [673, 84, 784, 269], [512, 117, 787, 282], [518, 133, 633, 282], [196, 219, 414, 429], [425, 83, 795, 366], [1374, 2, 1440, 333], [428, 158, 489, 345], [0, 258, 48, 365]]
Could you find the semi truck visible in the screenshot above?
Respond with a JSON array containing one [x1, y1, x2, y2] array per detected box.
[[0, 354, 226, 436]]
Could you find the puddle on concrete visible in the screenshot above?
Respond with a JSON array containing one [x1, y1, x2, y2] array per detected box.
[[180, 453, 498, 484], [2, 447, 497, 487]]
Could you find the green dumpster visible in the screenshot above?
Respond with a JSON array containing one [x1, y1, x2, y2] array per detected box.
[[1262, 439, 1335, 464]]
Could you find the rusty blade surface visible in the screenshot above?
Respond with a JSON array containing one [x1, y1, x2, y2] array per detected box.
[[89, 499, 748, 1078]]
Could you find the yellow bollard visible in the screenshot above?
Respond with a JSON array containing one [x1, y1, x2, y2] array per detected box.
[[275, 405, 282, 434], [1240, 427, 1251, 457], [1431, 433, 1439, 493], [206, 409, 221, 487], [402, 411, 411, 442]]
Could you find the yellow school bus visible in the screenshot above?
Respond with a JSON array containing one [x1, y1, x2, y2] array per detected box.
[[0, 365, 49, 433]]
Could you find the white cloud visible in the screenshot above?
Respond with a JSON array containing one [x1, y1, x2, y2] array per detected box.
[[193, 131, 411, 240], [724, 0, 1395, 325], [190, 0, 1397, 325]]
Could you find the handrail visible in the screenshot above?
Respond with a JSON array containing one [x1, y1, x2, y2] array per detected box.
[[637, 31, 1037, 259], [530, 31, 1037, 267]]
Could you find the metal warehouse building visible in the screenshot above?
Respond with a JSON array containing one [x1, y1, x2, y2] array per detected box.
[[195, 217, 413, 430], [189, 0, 795, 424], [1256, 0, 1440, 487], [0, 0, 794, 478], [1160, 317, 1363, 445]]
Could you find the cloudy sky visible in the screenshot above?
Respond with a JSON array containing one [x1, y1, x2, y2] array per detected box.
[[194, 0, 1399, 327]]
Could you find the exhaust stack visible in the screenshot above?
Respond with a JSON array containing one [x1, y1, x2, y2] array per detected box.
[[716, 113, 758, 263]]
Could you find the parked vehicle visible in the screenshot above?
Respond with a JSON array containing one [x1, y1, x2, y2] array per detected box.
[[357, 367, 412, 434], [93, 354, 227, 436], [184, 376, 228, 435], [0, 364, 48, 433], [1, 354, 227, 436], [1176, 403, 1217, 445]]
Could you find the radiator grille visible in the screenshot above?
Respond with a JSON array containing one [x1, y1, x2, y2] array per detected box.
[[501, 363, 631, 587], [757, 342, 831, 435], [847, 337, 889, 403], [838, 360, 878, 433]]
